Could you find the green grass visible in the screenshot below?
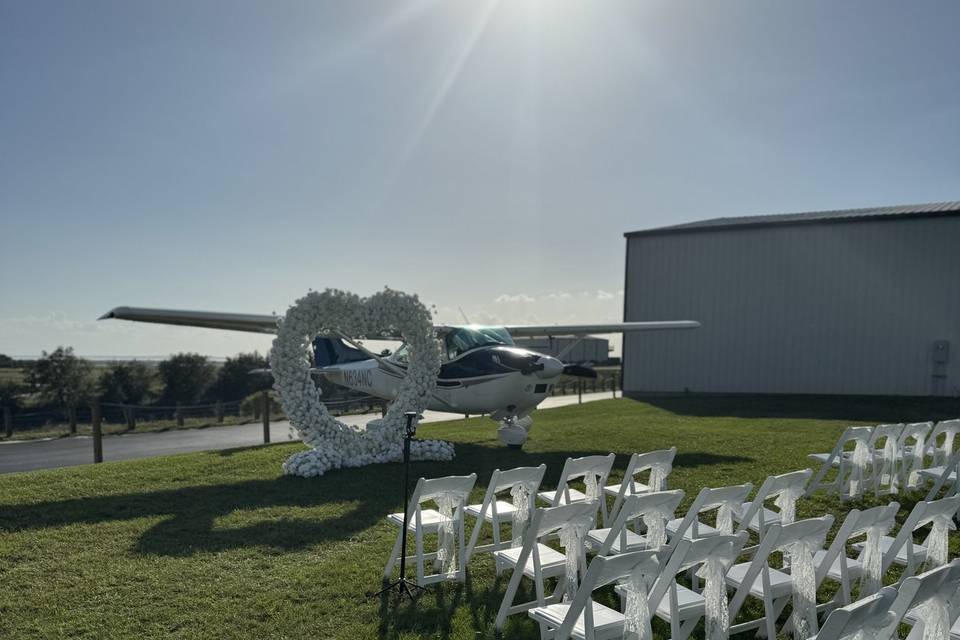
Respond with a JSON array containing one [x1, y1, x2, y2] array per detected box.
[[0, 397, 955, 639]]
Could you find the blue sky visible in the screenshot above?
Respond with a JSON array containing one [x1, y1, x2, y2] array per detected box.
[[1, 0, 958, 357]]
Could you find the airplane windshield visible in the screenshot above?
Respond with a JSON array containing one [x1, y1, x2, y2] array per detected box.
[[444, 326, 513, 360], [389, 326, 514, 364]]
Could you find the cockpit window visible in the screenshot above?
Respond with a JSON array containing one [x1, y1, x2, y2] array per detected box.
[[443, 326, 513, 360], [387, 326, 514, 364]]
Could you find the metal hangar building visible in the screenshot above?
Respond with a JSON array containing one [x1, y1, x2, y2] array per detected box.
[[622, 201, 960, 397]]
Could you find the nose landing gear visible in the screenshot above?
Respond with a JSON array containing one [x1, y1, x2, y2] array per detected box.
[[497, 415, 534, 449]]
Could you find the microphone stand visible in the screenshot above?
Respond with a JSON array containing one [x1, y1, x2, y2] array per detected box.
[[372, 411, 427, 601]]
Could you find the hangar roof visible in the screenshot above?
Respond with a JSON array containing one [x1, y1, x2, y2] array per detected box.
[[625, 201, 960, 237]]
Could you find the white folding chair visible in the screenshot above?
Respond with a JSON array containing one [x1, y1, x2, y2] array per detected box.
[[807, 426, 875, 500], [603, 447, 677, 522], [725, 515, 835, 640], [812, 503, 900, 607], [899, 421, 934, 490], [494, 502, 597, 630], [735, 468, 813, 543], [528, 549, 661, 640], [585, 489, 685, 557], [665, 482, 753, 542], [464, 464, 547, 561], [810, 587, 899, 640], [852, 494, 960, 581], [538, 454, 616, 526], [883, 560, 960, 640], [616, 533, 748, 640], [928, 419, 960, 468], [869, 423, 904, 496], [921, 452, 960, 501], [382, 473, 478, 585]]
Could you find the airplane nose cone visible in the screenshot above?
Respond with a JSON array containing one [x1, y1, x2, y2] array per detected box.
[[535, 356, 564, 379]]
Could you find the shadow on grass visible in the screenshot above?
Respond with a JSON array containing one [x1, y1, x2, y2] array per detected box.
[[0, 443, 749, 558], [632, 394, 960, 423]]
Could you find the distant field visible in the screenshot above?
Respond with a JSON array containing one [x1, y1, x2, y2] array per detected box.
[[0, 368, 25, 385], [2, 397, 954, 639]]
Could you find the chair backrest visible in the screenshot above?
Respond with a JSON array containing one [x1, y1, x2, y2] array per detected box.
[[649, 532, 748, 614], [815, 503, 899, 591], [533, 502, 598, 539], [492, 464, 547, 493], [880, 560, 960, 640], [899, 422, 934, 488], [870, 423, 904, 449], [596, 490, 685, 556], [930, 419, 960, 465], [738, 468, 812, 535], [552, 453, 616, 500], [883, 495, 960, 575], [419, 474, 478, 503], [672, 482, 753, 540], [899, 421, 934, 449], [624, 447, 677, 490], [815, 587, 898, 640], [556, 550, 661, 639]]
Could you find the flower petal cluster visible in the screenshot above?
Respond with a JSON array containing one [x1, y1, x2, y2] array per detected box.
[[270, 288, 455, 477]]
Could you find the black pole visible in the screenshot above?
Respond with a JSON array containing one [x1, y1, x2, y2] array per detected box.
[[371, 411, 426, 601]]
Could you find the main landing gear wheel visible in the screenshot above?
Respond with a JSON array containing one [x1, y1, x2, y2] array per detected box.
[[497, 416, 534, 449]]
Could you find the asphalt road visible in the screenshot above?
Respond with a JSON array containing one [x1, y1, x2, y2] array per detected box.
[[0, 391, 617, 474]]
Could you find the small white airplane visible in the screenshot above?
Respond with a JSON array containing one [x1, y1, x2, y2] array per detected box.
[[99, 306, 699, 446]]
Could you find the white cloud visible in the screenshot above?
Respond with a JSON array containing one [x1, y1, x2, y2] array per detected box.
[[494, 293, 536, 304]]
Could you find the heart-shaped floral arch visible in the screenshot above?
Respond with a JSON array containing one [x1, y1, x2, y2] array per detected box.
[[270, 288, 454, 477]]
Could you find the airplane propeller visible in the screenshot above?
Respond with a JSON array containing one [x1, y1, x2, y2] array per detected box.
[[561, 364, 598, 379]]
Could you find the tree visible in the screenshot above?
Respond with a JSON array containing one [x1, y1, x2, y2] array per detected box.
[[27, 347, 95, 408], [206, 352, 271, 401], [157, 353, 215, 405], [0, 381, 27, 410], [0, 354, 15, 368], [99, 362, 154, 405]]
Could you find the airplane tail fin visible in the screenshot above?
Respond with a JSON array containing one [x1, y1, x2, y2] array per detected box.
[[312, 337, 368, 368]]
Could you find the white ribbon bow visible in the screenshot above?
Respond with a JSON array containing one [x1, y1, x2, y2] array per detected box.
[[849, 440, 871, 498], [648, 462, 671, 492], [716, 502, 739, 534], [907, 433, 927, 488], [509, 481, 536, 548], [584, 473, 601, 503], [641, 505, 673, 550], [857, 524, 887, 596], [695, 556, 732, 640], [778, 538, 824, 640], [558, 516, 592, 601], [619, 568, 653, 640], [879, 437, 899, 491], [773, 487, 804, 526], [434, 492, 460, 575], [910, 595, 950, 640], [921, 513, 956, 568]]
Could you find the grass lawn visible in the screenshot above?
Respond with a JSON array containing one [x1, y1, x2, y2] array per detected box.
[[0, 397, 956, 639]]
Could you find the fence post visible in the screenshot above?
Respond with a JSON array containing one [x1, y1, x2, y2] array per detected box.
[[91, 399, 103, 463], [611, 373, 617, 399], [578, 379, 582, 404], [215, 401, 223, 423], [3, 406, 11, 438], [175, 402, 184, 427], [262, 390, 270, 444], [125, 405, 136, 430], [253, 399, 261, 421], [68, 405, 77, 434]]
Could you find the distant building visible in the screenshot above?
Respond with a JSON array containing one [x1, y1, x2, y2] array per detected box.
[[513, 337, 611, 364], [622, 202, 960, 397]]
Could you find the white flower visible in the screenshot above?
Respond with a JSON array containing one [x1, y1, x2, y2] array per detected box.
[[271, 288, 454, 477]]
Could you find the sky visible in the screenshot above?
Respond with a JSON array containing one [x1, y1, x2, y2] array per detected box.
[[1, 0, 958, 358]]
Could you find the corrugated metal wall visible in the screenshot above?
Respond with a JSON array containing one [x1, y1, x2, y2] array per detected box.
[[623, 216, 960, 396]]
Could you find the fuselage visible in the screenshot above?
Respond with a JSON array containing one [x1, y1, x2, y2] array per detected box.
[[319, 326, 565, 420]]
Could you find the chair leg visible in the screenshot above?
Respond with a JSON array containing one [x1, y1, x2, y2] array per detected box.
[[383, 530, 403, 579]]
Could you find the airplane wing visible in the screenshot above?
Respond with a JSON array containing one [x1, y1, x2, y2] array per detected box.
[[99, 306, 280, 334], [502, 321, 700, 337], [99, 307, 700, 338]]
